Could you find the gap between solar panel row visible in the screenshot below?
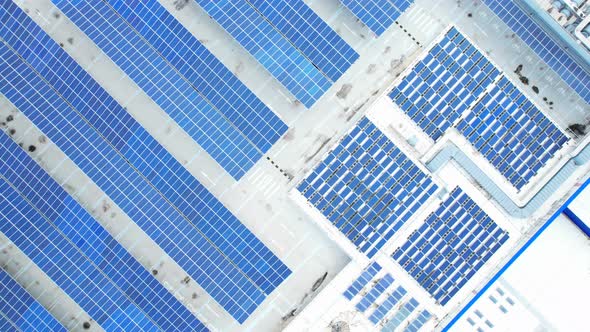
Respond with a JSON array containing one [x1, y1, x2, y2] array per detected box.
[[51, 0, 287, 180], [340, 0, 414, 36], [0, 268, 66, 332], [481, 0, 590, 104], [192, 0, 358, 108], [0, 40, 277, 324], [0, 133, 207, 331], [0, 2, 289, 299]]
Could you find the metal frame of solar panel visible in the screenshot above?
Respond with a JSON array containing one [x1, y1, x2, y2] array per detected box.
[[0, 269, 66, 332], [392, 187, 509, 305], [50, 0, 264, 180], [368, 285, 407, 324], [381, 298, 419, 332], [1, 0, 289, 300], [343, 262, 382, 300], [481, 0, 590, 104], [245, 0, 359, 81], [0, 133, 207, 331], [340, 0, 413, 36], [192, 0, 332, 108], [389, 27, 569, 190], [0, 40, 278, 324], [298, 117, 438, 257]]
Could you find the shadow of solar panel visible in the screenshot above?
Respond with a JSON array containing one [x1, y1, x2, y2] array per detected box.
[[0, 269, 66, 332], [391, 188, 509, 305], [0, 49, 264, 322], [193, 0, 332, 107], [481, 0, 590, 104], [0, 133, 207, 331], [103, 0, 287, 154], [49, 0, 261, 179], [246, 0, 359, 81], [0, 2, 290, 298], [298, 117, 437, 257]]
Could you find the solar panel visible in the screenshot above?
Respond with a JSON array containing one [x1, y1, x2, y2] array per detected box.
[[0, 133, 207, 331], [340, 0, 413, 36], [343, 261, 382, 299], [404, 310, 431, 332], [246, 0, 359, 81], [481, 0, 590, 104], [381, 299, 419, 332], [101, 0, 287, 154], [355, 274, 394, 312], [0, 1, 290, 298], [192, 0, 332, 107], [0, 44, 273, 323], [298, 117, 438, 257], [368, 285, 407, 324], [50, 0, 261, 179], [392, 188, 509, 305], [0, 269, 66, 332], [390, 27, 569, 189]]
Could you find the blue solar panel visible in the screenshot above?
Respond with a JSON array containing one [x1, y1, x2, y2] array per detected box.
[[0, 1, 289, 298], [355, 274, 394, 312], [405, 310, 431, 332], [192, 0, 332, 107], [341, 0, 412, 36], [246, 0, 359, 81], [298, 117, 438, 257], [392, 188, 509, 305], [368, 285, 407, 324], [50, 0, 261, 179], [102, 0, 287, 154], [343, 262, 382, 299], [390, 27, 569, 189], [0, 269, 66, 332], [0, 43, 275, 323], [481, 0, 590, 104], [381, 299, 418, 332], [0, 133, 207, 331]]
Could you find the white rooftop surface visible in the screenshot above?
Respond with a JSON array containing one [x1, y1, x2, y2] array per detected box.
[[450, 207, 590, 332], [1, 0, 590, 331]]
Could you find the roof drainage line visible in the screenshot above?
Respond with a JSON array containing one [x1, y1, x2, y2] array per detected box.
[[425, 142, 590, 218]]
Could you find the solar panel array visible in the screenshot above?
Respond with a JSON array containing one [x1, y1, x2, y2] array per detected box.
[[193, 0, 356, 107], [0, 269, 66, 332], [390, 27, 569, 189], [343, 264, 427, 327], [298, 117, 438, 257], [340, 0, 413, 36], [405, 310, 432, 332], [381, 299, 419, 332], [51, 0, 286, 180], [0, 133, 206, 331], [481, 0, 590, 104], [245, 0, 359, 81], [0, 3, 290, 322], [392, 188, 509, 305]]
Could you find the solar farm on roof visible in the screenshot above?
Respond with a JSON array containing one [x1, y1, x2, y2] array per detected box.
[[0, 0, 589, 331]]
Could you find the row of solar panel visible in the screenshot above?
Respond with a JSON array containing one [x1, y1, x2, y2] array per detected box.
[[481, 0, 590, 104], [48, 0, 287, 180], [341, 0, 414, 36], [190, 0, 359, 107], [0, 132, 207, 331], [343, 263, 431, 330], [1, 2, 290, 323], [392, 188, 509, 305], [390, 27, 568, 190], [298, 117, 438, 257], [0, 269, 66, 331]]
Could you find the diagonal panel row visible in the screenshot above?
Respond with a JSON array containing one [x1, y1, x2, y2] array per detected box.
[[341, 0, 413, 36], [0, 133, 206, 331], [193, 0, 332, 108], [0, 268, 66, 332], [0, 1, 289, 297], [481, 0, 590, 104], [103, 0, 287, 153], [51, 0, 260, 179], [0, 46, 264, 322], [245, 0, 359, 81]]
